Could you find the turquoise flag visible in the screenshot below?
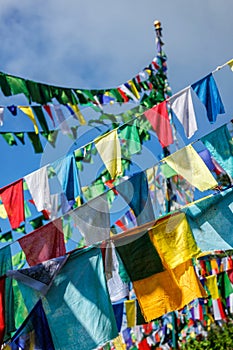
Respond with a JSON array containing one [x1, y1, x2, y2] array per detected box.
[[201, 124, 233, 178], [185, 188, 233, 251], [43, 247, 118, 349]]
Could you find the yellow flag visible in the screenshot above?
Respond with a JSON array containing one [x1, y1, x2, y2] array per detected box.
[[205, 275, 219, 299], [128, 80, 140, 100], [112, 334, 126, 350], [19, 106, 39, 134], [125, 299, 136, 328], [227, 59, 233, 71], [95, 129, 122, 179], [0, 204, 8, 219], [68, 103, 86, 125], [134, 259, 207, 322], [149, 213, 201, 269], [164, 145, 218, 191]]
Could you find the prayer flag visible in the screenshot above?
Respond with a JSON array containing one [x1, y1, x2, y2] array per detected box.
[[201, 124, 233, 177], [0, 179, 24, 229], [54, 105, 71, 135], [134, 260, 207, 322], [70, 192, 110, 245], [227, 59, 233, 71], [18, 106, 39, 134], [95, 129, 122, 179], [0, 246, 15, 341], [186, 188, 233, 250], [11, 299, 55, 350], [116, 171, 155, 226], [205, 275, 219, 299], [18, 218, 66, 266], [116, 231, 164, 282], [125, 300, 136, 328], [149, 213, 201, 269], [191, 73, 225, 123], [169, 87, 197, 138], [144, 101, 173, 148], [0, 278, 5, 346], [118, 120, 141, 158], [43, 247, 118, 349], [51, 153, 81, 202], [24, 166, 52, 213], [164, 144, 218, 191]]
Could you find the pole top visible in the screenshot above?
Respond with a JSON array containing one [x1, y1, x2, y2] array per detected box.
[[153, 20, 162, 30]]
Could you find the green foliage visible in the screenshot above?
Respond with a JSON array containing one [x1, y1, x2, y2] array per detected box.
[[181, 322, 233, 350]]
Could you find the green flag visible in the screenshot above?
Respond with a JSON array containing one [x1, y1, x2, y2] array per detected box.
[[27, 132, 43, 153], [1, 132, 17, 146]]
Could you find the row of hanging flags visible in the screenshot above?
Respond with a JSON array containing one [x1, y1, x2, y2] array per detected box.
[[0, 59, 232, 349], [0, 115, 232, 236], [0, 123, 231, 345], [0, 58, 232, 153], [0, 186, 232, 349]]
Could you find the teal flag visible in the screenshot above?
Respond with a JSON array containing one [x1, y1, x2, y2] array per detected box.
[[43, 247, 118, 349], [185, 188, 233, 251], [201, 124, 233, 177]]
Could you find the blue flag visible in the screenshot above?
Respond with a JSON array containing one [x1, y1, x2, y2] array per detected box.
[[191, 73, 225, 123]]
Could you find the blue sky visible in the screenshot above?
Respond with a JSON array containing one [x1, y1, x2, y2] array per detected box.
[[0, 0, 232, 189]]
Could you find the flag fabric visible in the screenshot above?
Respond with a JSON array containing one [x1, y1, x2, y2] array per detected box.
[[0, 245, 15, 341], [54, 104, 71, 135], [0, 277, 5, 346], [24, 166, 52, 213], [149, 213, 201, 269], [227, 59, 233, 71], [70, 192, 110, 245], [116, 171, 155, 226], [125, 300, 136, 328], [51, 153, 81, 202], [112, 302, 124, 332], [43, 247, 118, 349], [205, 275, 219, 299], [134, 259, 207, 322], [164, 144, 218, 191], [191, 73, 225, 123], [169, 86, 197, 138], [201, 124, 233, 178], [144, 101, 173, 148], [0, 179, 24, 230], [186, 188, 233, 250], [18, 218, 66, 266], [7, 256, 68, 295], [105, 242, 129, 303], [11, 299, 55, 350], [116, 231, 164, 282], [0, 107, 4, 126], [18, 106, 39, 134], [95, 129, 122, 179], [118, 120, 141, 157]]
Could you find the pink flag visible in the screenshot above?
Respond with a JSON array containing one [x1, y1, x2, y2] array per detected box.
[[0, 179, 24, 229], [144, 101, 173, 148], [19, 218, 66, 266]]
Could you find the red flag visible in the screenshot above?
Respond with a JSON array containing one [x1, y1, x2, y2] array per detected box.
[[0, 179, 24, 229], [19, 218, 66, 266], [144, 101, 173, 148], [0, 277, 5, 346], [43, 105, 55, 126]]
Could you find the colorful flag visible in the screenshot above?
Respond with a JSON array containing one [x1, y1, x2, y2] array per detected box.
[[95, 129, 122, 179], [144, 101, 173, 148], [18, 218, 66, 266], [191, 73, 225, 123], [149, 213, 200, 269], [169, 87, 197, 138], [164, 145, 218, 191], [0, 179, 24, 229]]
